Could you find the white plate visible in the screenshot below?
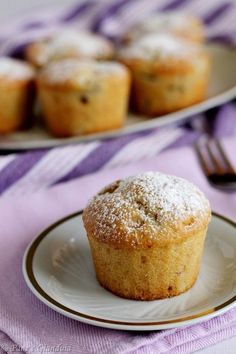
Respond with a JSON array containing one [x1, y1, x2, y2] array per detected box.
[[23, 211, 236, 331], [2, 43, 236, 150]]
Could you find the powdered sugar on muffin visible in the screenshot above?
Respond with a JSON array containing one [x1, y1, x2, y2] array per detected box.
[[124, 12, 204, 43], [83, 172, 211, 247], [0, 57, 35, 81], [26, 29, 114, 67], [119, 34, 202, 62], [38, 59, 128, 87]]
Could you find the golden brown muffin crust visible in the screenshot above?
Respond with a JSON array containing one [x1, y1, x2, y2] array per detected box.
[[37, 59, 130, 90], [118, 34, 209, 74], [123, 12, 204, 44], [25, 30, 114, 67], [37, 59, 130, 137], [0, 57, 35, 86]]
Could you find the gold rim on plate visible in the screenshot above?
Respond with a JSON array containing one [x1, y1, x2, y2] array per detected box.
[[24, 211, 236, 327]]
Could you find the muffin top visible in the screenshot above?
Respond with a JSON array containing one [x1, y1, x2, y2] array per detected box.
[[118, 34, 208, 73], [0, 57, 35, 83], [119, 34, 205, 62], [25, 29, 114, 67], [37, 59, 129, 89], [123, 12, 204, 43], [83, 172, 211, 249]]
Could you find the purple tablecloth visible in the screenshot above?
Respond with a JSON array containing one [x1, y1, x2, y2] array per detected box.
[[0, 137, 236, 354], [0, 0, 236, 196]]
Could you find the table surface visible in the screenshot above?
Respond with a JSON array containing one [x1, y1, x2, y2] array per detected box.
[[1, 1, 235, 353]]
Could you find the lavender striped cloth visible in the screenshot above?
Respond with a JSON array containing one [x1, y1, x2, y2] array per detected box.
[[0, 0, 236, 196]]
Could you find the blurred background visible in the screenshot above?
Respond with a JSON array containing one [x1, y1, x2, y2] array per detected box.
[[0, 0, 76, 21]]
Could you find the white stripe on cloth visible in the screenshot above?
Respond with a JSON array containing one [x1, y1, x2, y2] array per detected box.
[[1, 0, 236, 55], [103, 128, 184, 170], [180, 0, 236, 37], [98, 0, 236, 39], [0, 5, 66, 40], [0, 155, 16, 171], [0, 2, 98, 55], [177, 0, 227, 16], [99, 0, 171, 37], [3, 142, 100, 197], [0, 25, 60, 56], [67, 1, 113, 27], [206, 8, 236, 38], [116, 0, 168, 26], [0, 1, 124, 55]]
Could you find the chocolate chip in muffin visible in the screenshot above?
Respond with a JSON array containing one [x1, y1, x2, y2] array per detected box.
[[80, 95, 89, 104]]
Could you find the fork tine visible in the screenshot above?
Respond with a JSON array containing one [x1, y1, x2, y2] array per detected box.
[[215, 140, 235, 174], [196, 137, 236, 188], [195, 142, 213, 176], [206, 140, 225, 175]]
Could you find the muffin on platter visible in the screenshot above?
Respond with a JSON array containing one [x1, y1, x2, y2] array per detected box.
[[37, 59, 130, 137], [25, 29, 114, 68], [83, 171, 211, 300], [123, 12, 204, 44], [118, 34, 210, 116], [0, 57, 35, 134]]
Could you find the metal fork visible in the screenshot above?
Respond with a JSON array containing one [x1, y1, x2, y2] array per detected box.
[[195, 137, 236, 190]]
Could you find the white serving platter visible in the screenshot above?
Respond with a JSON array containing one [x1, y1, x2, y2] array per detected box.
[[2, 43, 236, 150]]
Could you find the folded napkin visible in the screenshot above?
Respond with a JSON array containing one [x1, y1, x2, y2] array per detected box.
[[0, 137, 236, 354]]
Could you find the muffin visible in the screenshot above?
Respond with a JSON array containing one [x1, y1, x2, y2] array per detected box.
[[118, 34, 210, 116], [37, 59, 130, 137], [123, 12, 204, 44], [83, 172, 211, 300], [0, 57, 35, 134], [25, 29, 114, 68]]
